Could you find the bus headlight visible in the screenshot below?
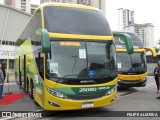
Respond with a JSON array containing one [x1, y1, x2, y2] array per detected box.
[[106, 85, 117, 95], [46, 87, 68, 99], [141, 78, 146, 82], [118, 79, 122, 82]]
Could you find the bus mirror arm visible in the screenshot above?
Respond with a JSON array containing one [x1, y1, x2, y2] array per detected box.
[[144, 47, 157, 57], [36, 29, 51, 53], [113, 33, 134, 54]]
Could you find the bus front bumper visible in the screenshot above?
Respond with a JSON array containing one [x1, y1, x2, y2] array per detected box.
[[43, 90, 117, 111], [118, 78, 147, 87]]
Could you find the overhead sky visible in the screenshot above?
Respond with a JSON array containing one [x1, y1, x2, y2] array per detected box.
[[31, 0, 40, 5], [0, 0, 159, 44]]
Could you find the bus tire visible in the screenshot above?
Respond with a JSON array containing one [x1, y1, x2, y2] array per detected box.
[[29, 80, 34, 99], [33, 87, 39, 106], [26, 78, 29, 93]]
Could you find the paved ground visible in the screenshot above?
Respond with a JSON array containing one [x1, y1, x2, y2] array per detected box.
[[1, 76, 42, 112], [147, 63, 156, 75]]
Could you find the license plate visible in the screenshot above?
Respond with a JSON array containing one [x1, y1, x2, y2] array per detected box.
[[82, 102, 94, 108]]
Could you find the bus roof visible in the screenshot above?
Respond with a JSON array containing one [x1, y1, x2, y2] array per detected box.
[[37, 2, 101, 12]]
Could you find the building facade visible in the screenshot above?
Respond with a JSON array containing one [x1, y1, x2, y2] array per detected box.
[[31, 4, 38, 14], [40, 0, 106, 14], [118, 8, 134, 31], [4, 0, 31, 14], [118, 8, 154, 48], [124, 23, 154, 47], [0, 4, 31, 70]]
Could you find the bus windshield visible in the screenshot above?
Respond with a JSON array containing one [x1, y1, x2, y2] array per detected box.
[[117, 52, 147, 73], [46, 41, 117, 79], [43, 6, 111, 36]]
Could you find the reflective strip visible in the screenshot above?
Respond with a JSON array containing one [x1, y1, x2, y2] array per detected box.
[[49, 32, 114, 40]]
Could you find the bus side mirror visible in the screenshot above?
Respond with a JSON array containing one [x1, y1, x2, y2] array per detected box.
[[36, 29, 50, 53], [144, 47, 157, 57], [113, 33, 134, 54]]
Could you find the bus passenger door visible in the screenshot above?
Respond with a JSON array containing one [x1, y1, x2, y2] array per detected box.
[[35, 51, 44, 107]]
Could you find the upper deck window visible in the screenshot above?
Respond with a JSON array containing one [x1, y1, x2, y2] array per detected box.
[[114, 32, 143, 49], [43, 6, 112, 36]]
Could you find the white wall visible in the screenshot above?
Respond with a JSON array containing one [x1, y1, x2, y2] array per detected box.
[[0, 45, 14, 59]]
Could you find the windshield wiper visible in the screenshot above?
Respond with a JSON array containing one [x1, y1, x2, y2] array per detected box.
[[71, 55, 78, 74], [62, 74, 78, 79], [118, 71, 127, 74]]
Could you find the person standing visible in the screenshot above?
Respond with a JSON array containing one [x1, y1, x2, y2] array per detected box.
[[0, 63, 4, 100], [154, 63, 160, 93]]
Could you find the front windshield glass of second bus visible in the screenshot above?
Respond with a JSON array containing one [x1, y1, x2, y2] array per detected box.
[[117, 52, 147, 73], [131, 52, 147, 72], [46, 41, 116, 79]]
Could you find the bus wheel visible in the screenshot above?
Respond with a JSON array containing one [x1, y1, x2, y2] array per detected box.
[[29, 81, 34, 99], [33, 86, 39, 106], [26, 78, 29, 93]]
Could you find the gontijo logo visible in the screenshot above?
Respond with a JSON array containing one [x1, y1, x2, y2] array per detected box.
[[122, 76, 141, 80], [80, 80, 96, 83]]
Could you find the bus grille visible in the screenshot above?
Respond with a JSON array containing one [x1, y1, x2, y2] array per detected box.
[[67, 93, 106, 100]]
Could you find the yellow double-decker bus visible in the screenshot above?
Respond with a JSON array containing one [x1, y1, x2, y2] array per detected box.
[[114, 31, 156, 87], [14, 3, 133, 110]]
